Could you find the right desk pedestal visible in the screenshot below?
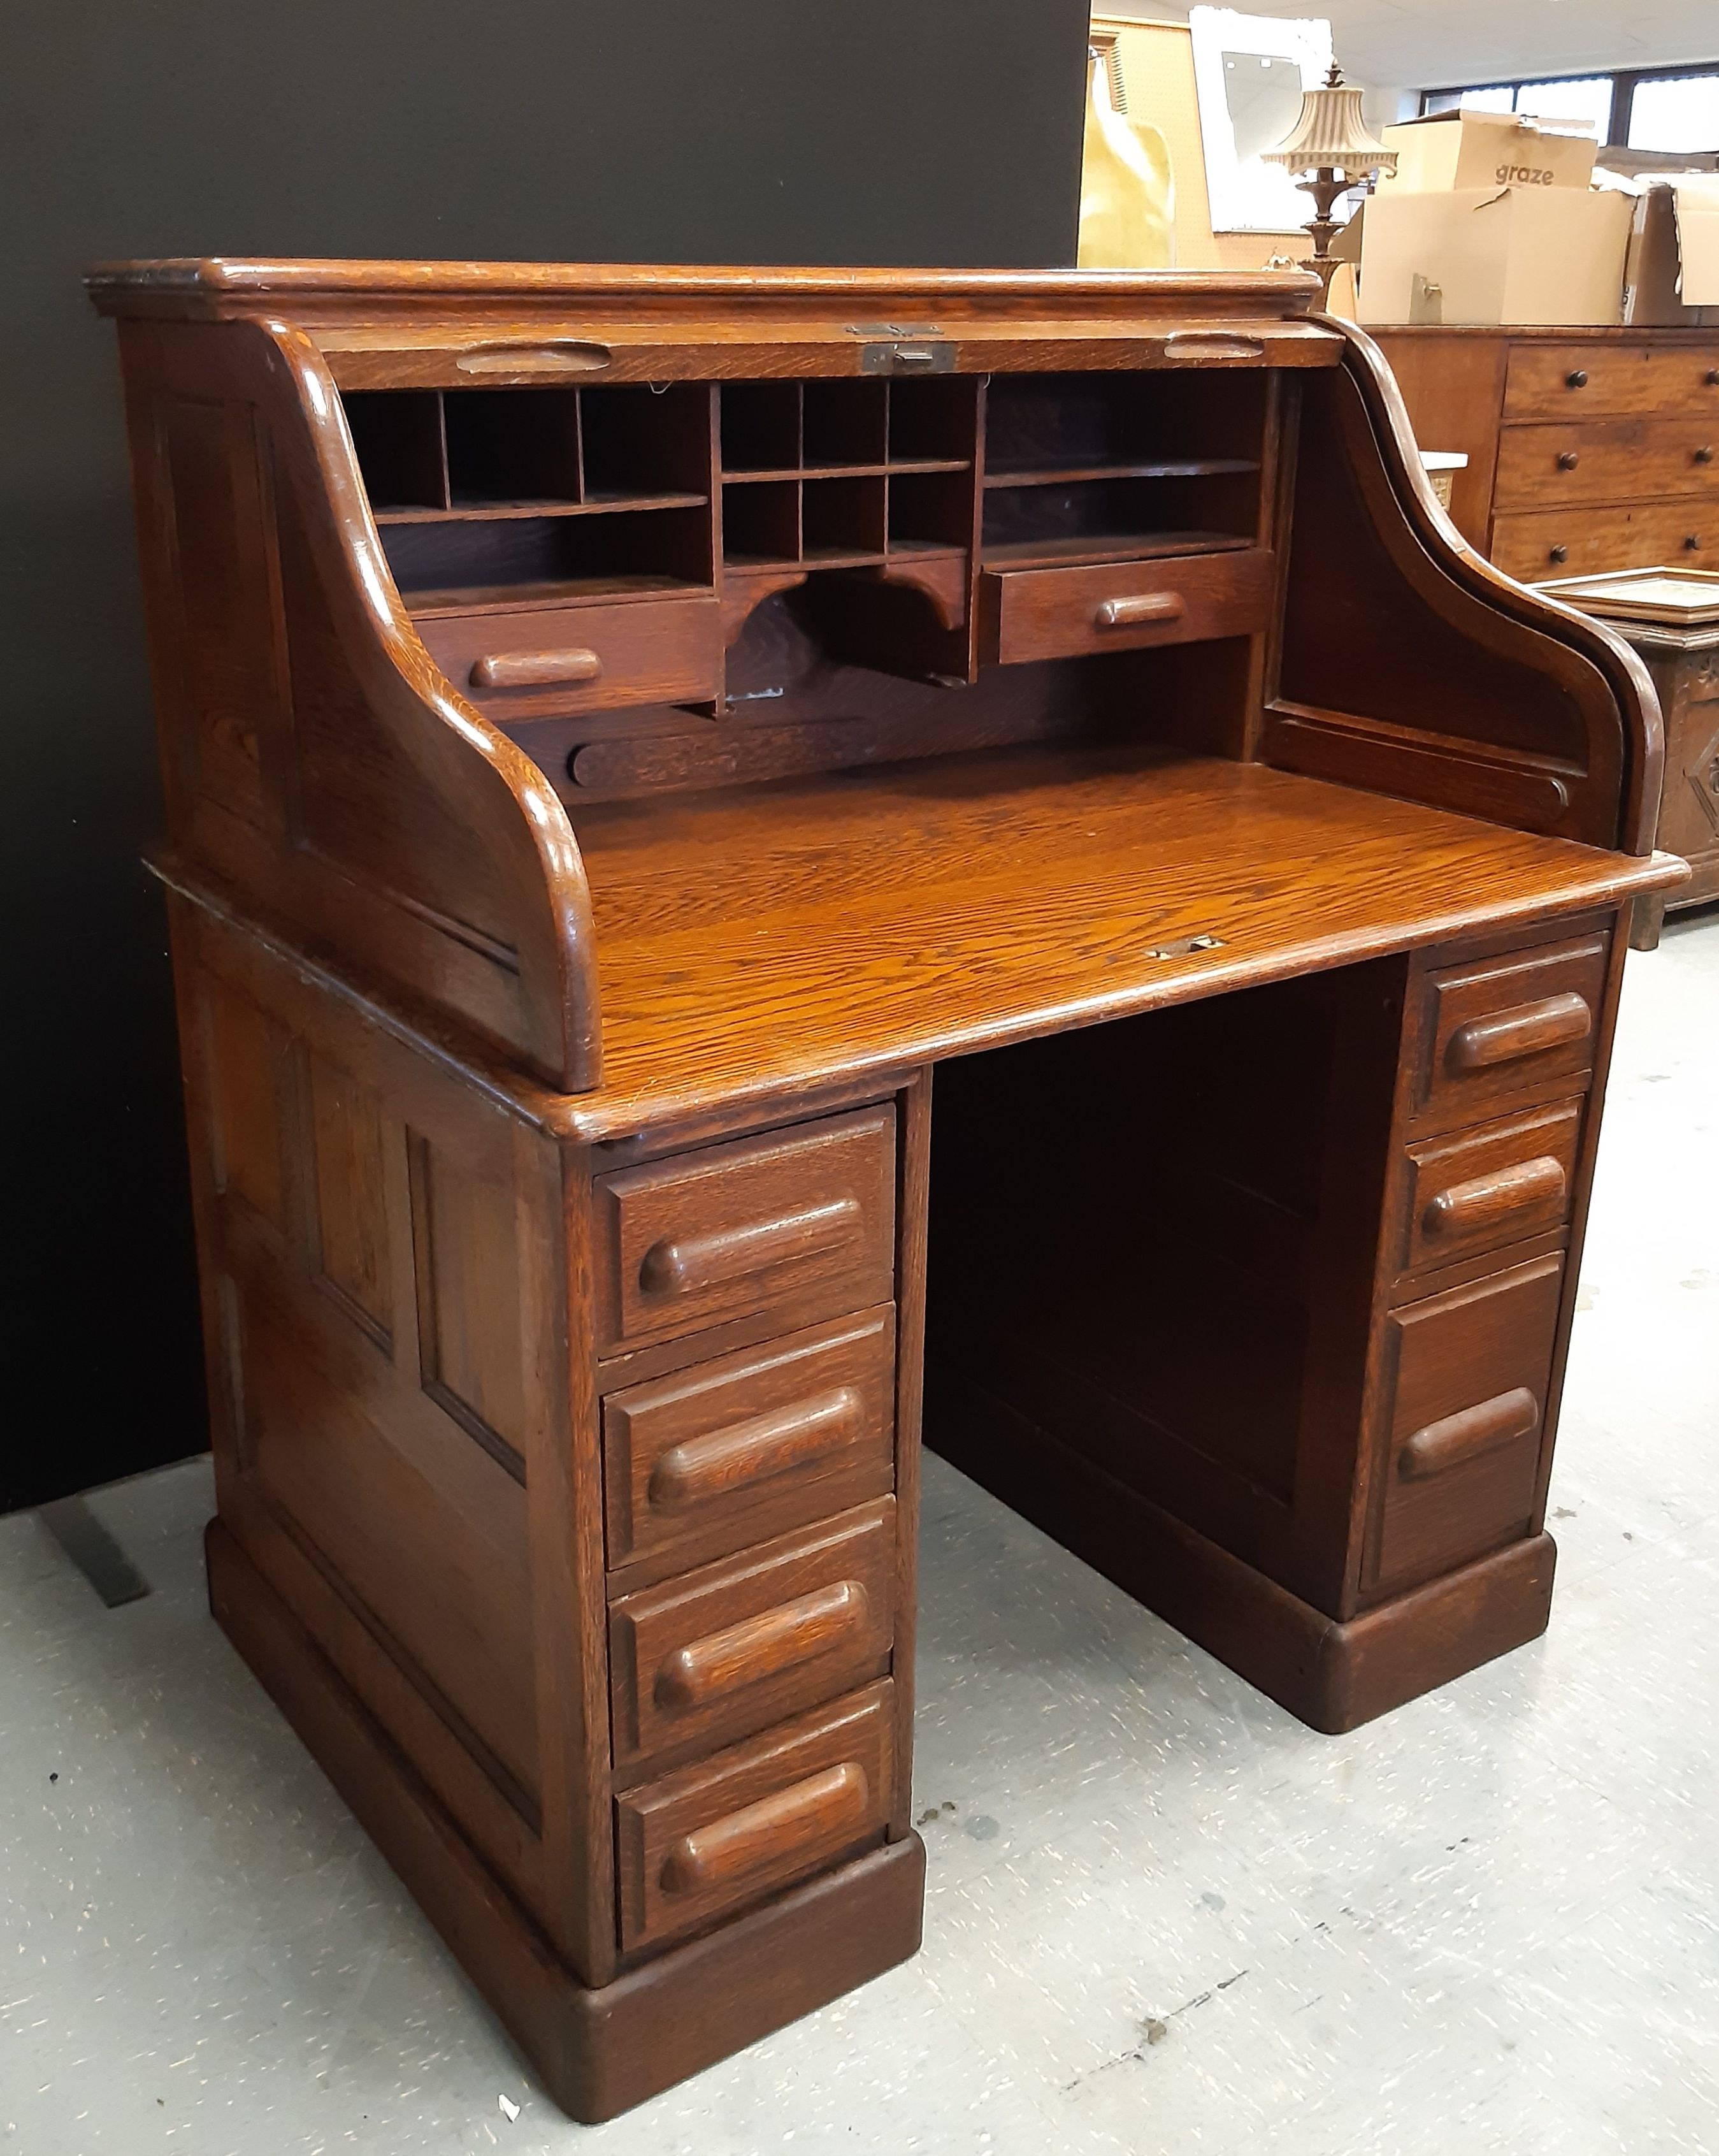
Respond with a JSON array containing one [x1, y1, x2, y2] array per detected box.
[[924, 909, 1627, 1730]]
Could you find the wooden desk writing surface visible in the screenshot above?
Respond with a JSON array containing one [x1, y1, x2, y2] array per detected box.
[[92, 259, 1685, 2122], [572, 744, 1668, 1129]]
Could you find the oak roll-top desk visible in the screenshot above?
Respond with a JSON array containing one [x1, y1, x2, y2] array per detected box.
[[89, 261, 1683, 2121]]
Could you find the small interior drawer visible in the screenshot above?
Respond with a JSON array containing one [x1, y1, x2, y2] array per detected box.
[[1503, 342, 1719, 421], [593, 1108, 897, 1356], [414, 592, 721, 719], [1367, 1255, 1564, 1595], [1493, 417, 1719, 514], [977, 546, 1274, 666], [614, 1682, 893, 1952], [1414, 932, 1608, 1126], [603, 1307, 896, 1578], [1396, 1097, 1583, 1277], [609, 1499, 895, 1776]]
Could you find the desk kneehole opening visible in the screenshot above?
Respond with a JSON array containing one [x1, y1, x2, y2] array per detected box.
[[658, 1760, 873, 1899]]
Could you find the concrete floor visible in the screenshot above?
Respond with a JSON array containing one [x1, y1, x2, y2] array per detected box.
[[3, 909, 1716, 2155]]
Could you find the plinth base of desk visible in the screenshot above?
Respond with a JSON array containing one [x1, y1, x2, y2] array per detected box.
[[925, 1382, 1557, 1733], [206, 1520, 926, 2123]]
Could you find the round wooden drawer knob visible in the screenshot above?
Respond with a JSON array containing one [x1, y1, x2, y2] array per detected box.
[[1565, 369, 1588, 387], [1696, 446, 1715, 465], [1556, 450, 1579, 470], [1708, 368, 1719, 386], [1685, 535, 1703, 551], [1549, 544, 1569, 565]]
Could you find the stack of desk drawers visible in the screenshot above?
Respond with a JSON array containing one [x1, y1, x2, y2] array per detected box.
[[1367, 923, 1609, 1601], [1370, 327, 1719, 584], [592, 1107, 903, 1953]]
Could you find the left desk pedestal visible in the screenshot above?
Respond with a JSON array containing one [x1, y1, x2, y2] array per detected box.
[[168, 881, 929, 2122]]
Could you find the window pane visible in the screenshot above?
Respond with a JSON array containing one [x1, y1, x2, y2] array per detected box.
[[1628, 74, 1719, 154], [1421, 90, 1466, 116], [1455, 87, 1515, 114], [1514, 77, 1614, 139]]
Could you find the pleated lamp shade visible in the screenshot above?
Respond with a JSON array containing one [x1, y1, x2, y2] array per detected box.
[[1262, 66, 1397, 179]]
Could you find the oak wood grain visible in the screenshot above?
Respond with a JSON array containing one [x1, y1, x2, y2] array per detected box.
[[614, 1682, 893, 1951], [566, 744, 1677, 1136], [601, 1306, 896, 1582], [608, 1500, 894, 1778]]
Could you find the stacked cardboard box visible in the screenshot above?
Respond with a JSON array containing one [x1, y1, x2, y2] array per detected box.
[[1359, 110, 1630, 327]]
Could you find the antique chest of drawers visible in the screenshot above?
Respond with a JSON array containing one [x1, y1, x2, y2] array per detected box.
[[1370, 326, 1719, 585]]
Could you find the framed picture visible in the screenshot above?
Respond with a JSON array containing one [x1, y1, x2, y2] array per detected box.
[[1190, 8, 1334, 232]]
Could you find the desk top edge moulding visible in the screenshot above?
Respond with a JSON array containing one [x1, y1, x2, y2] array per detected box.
[[91, 260, 1687, 2121]]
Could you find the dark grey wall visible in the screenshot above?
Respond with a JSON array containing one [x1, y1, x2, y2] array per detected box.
[[2, 1, 1090, 1510]]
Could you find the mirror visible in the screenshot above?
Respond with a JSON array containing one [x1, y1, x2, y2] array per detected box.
[[1190, 8, 1334, 233]]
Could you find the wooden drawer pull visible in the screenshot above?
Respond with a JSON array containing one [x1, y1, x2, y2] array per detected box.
[[654, 1581, 870, 1711], [648, 1387, 863, 1514], [470, 646, 603, 690], [1448, 991, 1592, 1073], [638, 1197, 861, 1299], [1093, 592, 1186, 630], [658, 1762, 871, 1897], [1163, 332, 1265, 361], [1422, 1154, 1569, 1240], [1400, 1387, 1540, 1481]]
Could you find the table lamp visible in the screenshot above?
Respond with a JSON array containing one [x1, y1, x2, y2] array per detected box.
[[1261, 64, 1396, 300]]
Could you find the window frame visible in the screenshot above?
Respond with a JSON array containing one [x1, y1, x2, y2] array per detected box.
[[1416, 59, 1719, 149]]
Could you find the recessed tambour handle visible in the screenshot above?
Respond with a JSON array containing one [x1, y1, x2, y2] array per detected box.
[[648, 1387, 862, 1512], [470, 646, 603, 690], [1093, 591, 1186, 630], [1448, 991, 1592, 1073], [1399, 1387, 1540, 1480], [1422, 1155, 1569, 1238], [1162, 332, 1266, 361], [658, 1762, 871, 1897], [654, 1581, 870, 1711], [638, 1197, 861, 1298]]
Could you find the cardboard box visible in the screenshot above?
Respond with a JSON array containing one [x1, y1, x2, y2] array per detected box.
[[1379, 109, 1597, 195], [1622, 178, 1719, 326], [1359, 184, 1632, 326]]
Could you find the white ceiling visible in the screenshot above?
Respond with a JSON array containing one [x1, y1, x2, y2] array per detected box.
[[1109, 3, 1719, 92]]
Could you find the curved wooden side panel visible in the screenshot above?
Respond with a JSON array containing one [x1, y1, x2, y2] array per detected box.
[[115, 314, 601, 1090], [1265, 321, 1664, 855]]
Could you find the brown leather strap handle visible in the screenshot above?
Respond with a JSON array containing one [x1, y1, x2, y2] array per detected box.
[[648, 1388, 862, 1512], [1421, 1154, 1568, 1239], [1093, 592, 1186, 630], [639, 1197, 861, 1298], [1448, 991, 1592, 1072], [658, 1762, 871, 1897], [1399, 1387, 1539, 1481], [653, 1581, 870, 1711], [470, 646, 603, 690]]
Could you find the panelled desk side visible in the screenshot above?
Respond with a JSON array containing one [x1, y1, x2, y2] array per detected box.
[[94, 262, 1685, 2121]]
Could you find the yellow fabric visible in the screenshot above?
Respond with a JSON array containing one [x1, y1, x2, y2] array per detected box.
[[1077, 48, 1176, 269]]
